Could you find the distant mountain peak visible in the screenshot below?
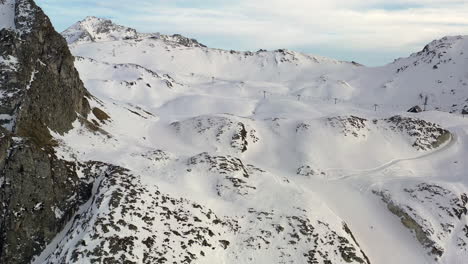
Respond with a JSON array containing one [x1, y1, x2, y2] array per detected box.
[[62, 16, 206, 48], [415, 35, 465, 59], [61, 16, 138, 44], [393, 35, 468, 71]]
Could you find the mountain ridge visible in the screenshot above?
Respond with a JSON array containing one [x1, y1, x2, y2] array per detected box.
[[63, 16, 468, 70], [63, 17, 468, 114], [62, 16, 356, 66]]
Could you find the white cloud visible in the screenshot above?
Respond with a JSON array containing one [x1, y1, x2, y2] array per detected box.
[[37, 0, 468, 65], [130, 1, 468, 44]]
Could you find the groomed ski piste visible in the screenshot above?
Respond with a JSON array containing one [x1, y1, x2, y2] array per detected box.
[[31, 16, 468, 264]]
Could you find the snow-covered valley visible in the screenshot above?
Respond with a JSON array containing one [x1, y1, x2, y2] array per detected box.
[[1, 6, 468, 263]]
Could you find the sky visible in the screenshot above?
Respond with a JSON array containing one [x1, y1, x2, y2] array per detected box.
[[36, 0, 468, 66]]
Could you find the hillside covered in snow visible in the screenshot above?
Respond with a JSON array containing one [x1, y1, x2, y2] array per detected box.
[[66, 16, 468, 114], [1, 4, 468, 264]]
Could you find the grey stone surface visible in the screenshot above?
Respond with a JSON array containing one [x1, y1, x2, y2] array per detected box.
[[0, 1, 92, 263]]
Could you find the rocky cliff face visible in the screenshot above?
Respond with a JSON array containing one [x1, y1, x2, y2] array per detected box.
[[1, 0, 90, 142], [0, 0, 91, 263]]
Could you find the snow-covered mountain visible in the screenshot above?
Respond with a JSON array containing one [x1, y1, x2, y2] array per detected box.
[[357, 35, 468, 113], [1, 3, 468, 264], [65, 17, 468, 114], [62, 16, 206, 48]]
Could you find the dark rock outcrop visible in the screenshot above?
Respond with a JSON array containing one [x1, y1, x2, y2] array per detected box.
[[0, 140, 94, 263], [0, 0, 92, 263], [166, 33, 207, 48], [383, 115, 451, 150], [407, 105, 423, 113], [0, 0, 90, 144], [462, 108, 468, 116]]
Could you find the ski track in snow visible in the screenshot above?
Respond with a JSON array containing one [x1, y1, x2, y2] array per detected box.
[[285, 128, 461, 264], [328, 132, 455, 181]]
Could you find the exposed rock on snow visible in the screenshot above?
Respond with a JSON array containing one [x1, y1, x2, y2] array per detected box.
[[39, 163, 238, 263], [39, 162, 370, 264], [297, 165, 327, 178], [408, 105, 423, 113], [300, 115, 451, 151], [171, 115, 259, 154], [374, 182, 468, 261], [324, 116, 369, 138], [381, 116, 451, 151], [188, 153, 262, 197]]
